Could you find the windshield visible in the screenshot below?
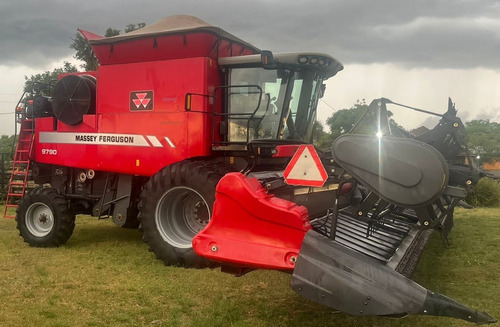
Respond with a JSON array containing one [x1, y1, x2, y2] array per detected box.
[[282, 70, 321, 141], [227, 67, 322, 143]]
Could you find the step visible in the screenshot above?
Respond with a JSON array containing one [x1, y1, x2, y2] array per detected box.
[[3, 203, 19, 218], [9, 178, 28, 186], [10, 179, 28, 184], [8, 178, 27, 182]]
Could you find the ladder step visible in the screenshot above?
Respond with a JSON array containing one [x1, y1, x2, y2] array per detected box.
[[4, 120, 33, 219], [3, 204, 18, 218]]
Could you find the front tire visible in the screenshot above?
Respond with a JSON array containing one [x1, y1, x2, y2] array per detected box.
[[16, 187, 75, 247], [139, 160, 229, 267]]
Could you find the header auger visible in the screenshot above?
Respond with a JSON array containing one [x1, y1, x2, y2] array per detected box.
[[4, 15, 495, 324]]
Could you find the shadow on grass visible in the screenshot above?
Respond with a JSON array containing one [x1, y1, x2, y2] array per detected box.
[[66, 216, 143, 248]]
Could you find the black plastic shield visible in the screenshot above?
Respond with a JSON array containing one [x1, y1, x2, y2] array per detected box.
[[291, 231, 496, 324], [332, 135, 449, 207]]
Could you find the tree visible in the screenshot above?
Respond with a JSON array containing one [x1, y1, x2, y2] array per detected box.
[[319, 99, 408, 151], [105, 28, 121, 37], [69, 34, 98, 71], [325, 99, 395, 140], [125, 23, 146, 33], [465, 119, 500, 164], [23, 61, 78, 94], [70, 23, 145, 71], [313, 100, 373, 151], [0, 135, 16, 155], [313, 121, 332, 151], [326, 100, 372, 141]]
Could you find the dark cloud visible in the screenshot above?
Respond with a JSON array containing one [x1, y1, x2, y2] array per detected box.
[[472, 106, 500, 122], [1, 0, 499, 69]]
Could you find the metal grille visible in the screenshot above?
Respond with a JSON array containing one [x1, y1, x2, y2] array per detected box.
[[311, 209, 419, 263]]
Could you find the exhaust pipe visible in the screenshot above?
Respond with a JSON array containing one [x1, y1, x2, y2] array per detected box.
[[291, 231, 496, 324]]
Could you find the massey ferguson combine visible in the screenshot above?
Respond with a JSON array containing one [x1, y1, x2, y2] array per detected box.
[[4, 15, 495, 324]]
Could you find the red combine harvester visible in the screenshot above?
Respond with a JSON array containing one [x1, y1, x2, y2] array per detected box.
[[4, 15, 495, 324]]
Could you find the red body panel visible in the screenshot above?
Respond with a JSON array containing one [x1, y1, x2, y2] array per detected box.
[[34, 57, 221, 176], [192, 173, 311, 270]]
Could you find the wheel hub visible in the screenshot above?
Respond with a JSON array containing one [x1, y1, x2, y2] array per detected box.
[[25, 202, 54, 237], [39, 214, 48, 224], [155, 186, 210, 249]]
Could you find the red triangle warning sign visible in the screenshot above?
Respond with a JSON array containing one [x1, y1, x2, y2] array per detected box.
[[283, 145, 328, 187]]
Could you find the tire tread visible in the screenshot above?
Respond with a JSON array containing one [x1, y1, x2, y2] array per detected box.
[[139, 159, 231, 268]]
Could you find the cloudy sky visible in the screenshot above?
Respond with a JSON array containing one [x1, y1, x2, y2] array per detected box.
[[1, 0, 500, 135]]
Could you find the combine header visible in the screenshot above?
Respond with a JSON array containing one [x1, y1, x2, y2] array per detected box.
[[5, 15, 495, 324]]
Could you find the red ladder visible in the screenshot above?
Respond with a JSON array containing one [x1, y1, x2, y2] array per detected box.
[[3, 119, 34, 219]]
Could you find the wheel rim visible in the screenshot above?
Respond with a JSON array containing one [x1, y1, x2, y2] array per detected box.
[[155, 186, 210, 249], [25, 202, 54, 237]]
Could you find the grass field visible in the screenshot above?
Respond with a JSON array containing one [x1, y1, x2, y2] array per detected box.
[[0, 206, 498, 327]]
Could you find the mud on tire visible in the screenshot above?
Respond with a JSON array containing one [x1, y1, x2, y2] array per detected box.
[[16, 187, 75, 247], [138, 160, 230, 268]]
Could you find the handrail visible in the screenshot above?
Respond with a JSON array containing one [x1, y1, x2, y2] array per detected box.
[[11, 91, 27, 160], [184, 85, 276, 146]]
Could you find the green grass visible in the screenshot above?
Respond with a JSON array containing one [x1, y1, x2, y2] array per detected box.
[[0, 207, 498, 327], [466, 178, 500, 207]]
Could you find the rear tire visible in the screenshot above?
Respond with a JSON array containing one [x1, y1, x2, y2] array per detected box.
[[16, 187, 75, 247], [139, 160, 230, 267]]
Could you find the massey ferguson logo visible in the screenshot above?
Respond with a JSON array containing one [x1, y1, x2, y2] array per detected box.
[[130, 91, 154, 111]]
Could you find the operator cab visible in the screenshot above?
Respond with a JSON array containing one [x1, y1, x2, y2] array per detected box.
[[217, 52, 343, 146]]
